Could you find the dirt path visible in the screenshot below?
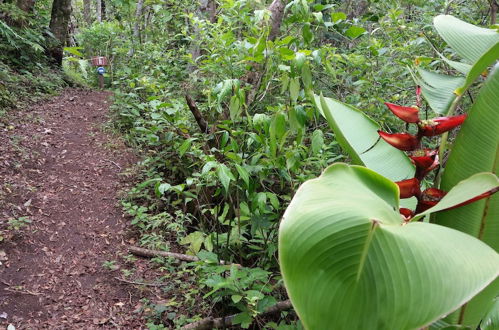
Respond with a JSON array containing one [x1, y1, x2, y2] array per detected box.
[[0, 89, 144, 328]]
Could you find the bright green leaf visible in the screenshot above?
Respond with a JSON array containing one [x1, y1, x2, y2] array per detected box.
[[279, 163, 499, 330], [314, 94, 415, 182]]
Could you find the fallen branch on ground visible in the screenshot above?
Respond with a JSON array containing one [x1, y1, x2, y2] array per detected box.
[[114, 276, 166, 287], [127, 246, 240, 267], [181, 300, 292, 329]]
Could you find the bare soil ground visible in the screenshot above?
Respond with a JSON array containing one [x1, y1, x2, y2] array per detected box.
[[0, 89, 147, 328]]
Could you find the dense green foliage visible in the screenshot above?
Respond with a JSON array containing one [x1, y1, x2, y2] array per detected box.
[[2, 0, 498, 328], [78, 1, 496, 327]]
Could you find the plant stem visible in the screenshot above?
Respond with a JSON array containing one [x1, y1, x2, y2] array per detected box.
[[435, 93, 463, 186]]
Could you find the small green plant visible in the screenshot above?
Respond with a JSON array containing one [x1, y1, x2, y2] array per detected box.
[[102, 260, 119, 271], [7, 216, 31, 231]]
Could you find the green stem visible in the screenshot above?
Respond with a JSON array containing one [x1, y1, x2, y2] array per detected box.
[[435, 93, 463, 187]]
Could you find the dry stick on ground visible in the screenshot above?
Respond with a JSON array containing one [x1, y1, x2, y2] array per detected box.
[[181, 300, 292, 330], [114, 276, 166, 287], [127, 246, 241, 267], [185, 94, 210, 134]]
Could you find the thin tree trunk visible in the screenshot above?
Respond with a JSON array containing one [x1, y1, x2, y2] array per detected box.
[[16, 0, 35, 14], [246, 0, 287, 108], [48, 0, 72, 65], [83, 0, 91, 24], [96, 0, 102, 22], [490, 0, 498, 25], [101, 0, 106, 20], [268, 0, 286, 41], [187, 0, 217, 72], [127, 0, 144, 57]]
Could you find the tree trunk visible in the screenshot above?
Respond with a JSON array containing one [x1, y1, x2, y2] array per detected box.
[[101, 0, 106, 20], [268, 0, 286, 41], [490, 0, 498, 25], [127, 0, 144, 57], [49, 0, 72, 65], [187, 0, 218, 72], [246, 0, 287, 108], [96, 0, 102, 22], [16, 0, 35, 14], [346, 0, 368, 20], [83, 0, 91, 24]]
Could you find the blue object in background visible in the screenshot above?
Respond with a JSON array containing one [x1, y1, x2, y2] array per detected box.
[[97, 66, 106, 75]]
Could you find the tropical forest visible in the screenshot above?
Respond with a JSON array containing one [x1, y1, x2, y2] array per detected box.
[[0, 0, 498, 329]]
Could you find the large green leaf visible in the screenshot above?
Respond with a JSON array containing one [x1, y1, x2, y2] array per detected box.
[[436, 64, 499, 249], [434, 15, 499, 65], [455, 42, 499, 96], [413, 16, 499, 115], [411, 68, 465, 114], [481, 298, 499, 330], [433, 63, 499, 326], [279, 163, 499, 330], [314, 94, 415, 182]]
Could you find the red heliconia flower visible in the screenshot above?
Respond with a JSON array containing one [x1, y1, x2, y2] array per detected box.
[[419, 114, 467, 136], [415, 188, 447, 213], [384, 103, 420, 123], [410, 149, 439, 180], [395, 178, 421, 199], [399, 208, 414, 221], [378, 131, 420, 151]]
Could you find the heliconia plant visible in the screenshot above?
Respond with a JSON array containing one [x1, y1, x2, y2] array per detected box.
[[279, 15, 499, 329]]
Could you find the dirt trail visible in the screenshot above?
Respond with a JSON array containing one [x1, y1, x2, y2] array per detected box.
[[0, 89, 144, 328]]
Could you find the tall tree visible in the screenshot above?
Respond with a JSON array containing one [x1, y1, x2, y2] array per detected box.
[[127, 0, 144, 57], [489, 0, 498, 25], [96, 0, 102, 22], [83, 0, 92, 25], [268, 0, 286, 41], [187, 0, 218, 71], [48, 0, 72, 65]]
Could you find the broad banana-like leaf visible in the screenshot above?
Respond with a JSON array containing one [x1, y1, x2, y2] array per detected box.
[[413, 16, 499, 114], [433, 15, 499, 64], [279, 163, 499, 330], [313, 94, 415, 182], [481, 298, 499, 330], [411, 68, 465, 114], [455, 42, 499, 96], [433, 63, 499, 326]]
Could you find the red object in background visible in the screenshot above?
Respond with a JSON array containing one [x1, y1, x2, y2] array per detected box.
[[419, 114, 467, 136], [395, 178, 421, 199], [378, 131, 420, 151], [91, 56, 108, 66], [384, 102, 420, 123]]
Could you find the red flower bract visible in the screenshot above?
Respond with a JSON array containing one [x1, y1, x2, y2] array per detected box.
[[419, 114, 467, 136], [395, 178, 421, 199], [415, 188, 447, 213], [385, 103, 420, 123], [378, 131, 420, 151], [410, 149, 439, 180]]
